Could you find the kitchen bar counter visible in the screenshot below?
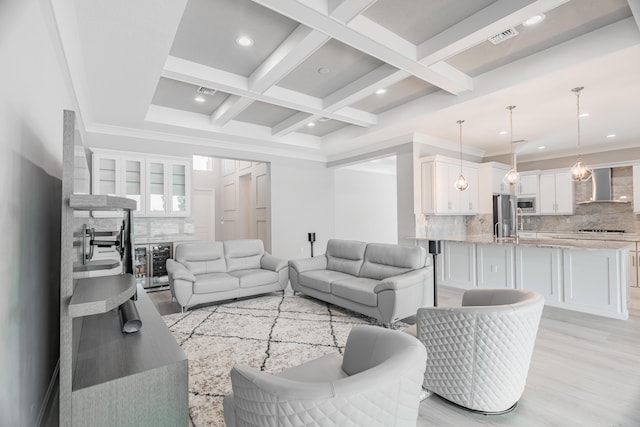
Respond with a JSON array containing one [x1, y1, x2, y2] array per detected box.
[[410, 235, 630, 320]]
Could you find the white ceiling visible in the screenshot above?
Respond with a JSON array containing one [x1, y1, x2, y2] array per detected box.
[[55, 0, 640, 164]]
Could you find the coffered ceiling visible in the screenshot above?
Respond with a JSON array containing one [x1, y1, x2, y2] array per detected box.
[[55, 0, 640, 163]]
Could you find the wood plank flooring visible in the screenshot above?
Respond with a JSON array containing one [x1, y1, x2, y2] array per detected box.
[[147, 286, 640, 426]]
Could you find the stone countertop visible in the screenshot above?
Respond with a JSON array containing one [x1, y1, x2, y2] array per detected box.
[[410, 235, 633, 250], [134, 236, 197, 245]]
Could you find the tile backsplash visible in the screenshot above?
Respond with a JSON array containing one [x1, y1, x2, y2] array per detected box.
[[466, 166, 640, 235]]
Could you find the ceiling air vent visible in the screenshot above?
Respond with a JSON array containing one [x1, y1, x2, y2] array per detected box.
[[197, 86, 217, 96], [488, 28, 519, 45]]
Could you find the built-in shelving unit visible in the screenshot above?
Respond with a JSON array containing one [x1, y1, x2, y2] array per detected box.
[[59, 110, 188, 427], [68, 274, 136, 318]]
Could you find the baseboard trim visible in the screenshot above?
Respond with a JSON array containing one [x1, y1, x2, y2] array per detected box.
[[36, 358, 60, 427]]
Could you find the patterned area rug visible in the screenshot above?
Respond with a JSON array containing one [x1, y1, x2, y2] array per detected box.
[[162, 290, 407, 427]]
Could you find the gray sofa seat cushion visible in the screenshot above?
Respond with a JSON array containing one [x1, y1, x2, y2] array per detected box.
[[326, 239, 367, 276], [360, 243, 426, 280], [331, 277, 379, 307], [193, 272, 239, 294], [299, 270, 354, 293], [229, 268, 279, 288], [224, 239, 264, 272], [177, 241, 227, 274]]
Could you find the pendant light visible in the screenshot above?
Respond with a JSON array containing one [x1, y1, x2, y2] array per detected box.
[[503, 105, 519, 186], [454, 120, 469, 191], [569, 86, 592, 181]]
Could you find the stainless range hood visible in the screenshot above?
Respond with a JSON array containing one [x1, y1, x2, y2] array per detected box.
[[578, 168, 630, 204]]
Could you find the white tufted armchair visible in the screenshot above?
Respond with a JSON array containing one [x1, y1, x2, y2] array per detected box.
[[410, 288, 544, 414], [223, 325, 427, 427]]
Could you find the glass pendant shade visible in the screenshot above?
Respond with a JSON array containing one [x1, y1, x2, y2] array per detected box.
[[455, 120, 469, 192], [570, 87, 592, 182], [570, 159, 592, 181], [504, 167, 520, 186]]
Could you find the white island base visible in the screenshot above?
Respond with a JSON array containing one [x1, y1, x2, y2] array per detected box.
[[420, 238, 629, 320]]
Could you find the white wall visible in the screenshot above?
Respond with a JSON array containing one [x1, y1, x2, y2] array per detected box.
[[1, 0, 76, 425], [334, 168, 397, 243], [270, 159, 334, 260]]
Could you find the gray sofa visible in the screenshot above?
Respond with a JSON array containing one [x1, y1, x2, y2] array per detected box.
[[166, 239, 288, 311], [289, 239, 433, 325]]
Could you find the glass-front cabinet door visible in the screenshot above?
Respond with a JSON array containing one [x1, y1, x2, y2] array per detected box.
[[94, 155, 119, 196], [124, 158, 145, 215], [148, 161, 167, 214], [170, 163, 188, 215]]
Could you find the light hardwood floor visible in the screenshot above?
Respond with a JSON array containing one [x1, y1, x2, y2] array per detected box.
[[145, 286, 640, 426]]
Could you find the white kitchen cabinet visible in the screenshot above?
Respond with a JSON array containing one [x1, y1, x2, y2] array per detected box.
[[146, 159, 191, 217], [539, 171, 574, 214], [562, 248, 626, 317], [633, 165, 640, 214], [630, 243, 639, 288], [477, 163, 510, 214], [421, 156, 478, 215], [439, 241, 476, 289], [92, 149, 190, 217], [92, 153, 146, 216], [517, 173, 539, 196], [476, 243, 515, 288], [515, 245, 562, 302]]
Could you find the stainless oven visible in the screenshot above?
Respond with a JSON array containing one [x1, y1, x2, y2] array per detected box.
[[517, 197, 536, 213]]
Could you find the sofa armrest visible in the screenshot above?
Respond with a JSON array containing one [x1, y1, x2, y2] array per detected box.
[[289, 256, 328, 273], [166, 259, 196, 283], [261, 253, 287, 272], [374, 267, 430, 293]]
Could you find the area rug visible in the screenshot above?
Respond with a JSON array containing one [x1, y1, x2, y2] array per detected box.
[[162, 290, 407, 427]]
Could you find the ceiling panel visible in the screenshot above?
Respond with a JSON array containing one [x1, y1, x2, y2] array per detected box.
[[351, 76, 438, 114], [447, 0, 632, 76], [151, 77, 229, 115], [296, 119, 350, 137], [363, 0, 496, 45], [277, 38, 384, 98], [170, 0, 299, 77], [233, 100, 297, 127]]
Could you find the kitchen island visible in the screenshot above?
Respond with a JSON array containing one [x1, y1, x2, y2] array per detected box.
[[412, 235, 631, 320]]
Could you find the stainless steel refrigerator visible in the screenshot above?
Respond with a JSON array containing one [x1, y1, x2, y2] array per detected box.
[[493, 194, 516, 238]]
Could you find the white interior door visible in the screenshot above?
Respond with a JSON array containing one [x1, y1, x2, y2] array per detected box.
[[193, 188, 215, 241]]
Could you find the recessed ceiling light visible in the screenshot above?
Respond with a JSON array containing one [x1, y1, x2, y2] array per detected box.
[[523, 14, 545, 27], [194, 96, 205, 103], [499, 131, 508, 135], [375, 88, 387, 95], [606, 134, 616, 138], [317, 67, 331, 75], [236, 36, 253, 47], [538, 146, 546, 150], [307, 122, 316, 127], [579, 112, 590, 118]]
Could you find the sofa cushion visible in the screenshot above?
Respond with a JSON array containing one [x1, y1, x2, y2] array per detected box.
[[298, 270, 354, 293], [326, 239, 367, 276], [175, 242, 227, 275], [224, 239, 264, 272], [331, 277, 379, 307], [193, 272, 239, 294], [360, 243, 426, 280], [229, 269, 279, 288]]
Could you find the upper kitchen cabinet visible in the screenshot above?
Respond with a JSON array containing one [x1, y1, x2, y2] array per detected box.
[[421, 155, 478, 215], [539, 171, 574, 215], [634, 165, 640, 214], [516, 172, 539, 197], [477, 162, 510, 214], [92, 149, 191, 217]]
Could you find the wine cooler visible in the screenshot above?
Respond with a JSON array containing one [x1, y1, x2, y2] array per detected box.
[[134, 242, 172, 288]]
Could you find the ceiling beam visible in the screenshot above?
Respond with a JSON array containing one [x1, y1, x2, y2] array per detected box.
[[272, 112, 320, 137], [628, 0, 640, 32], [327, 0, 379, 23], [252, 0, 474, 94], [163, 56, 376, 127], [417, 0, 570, 65], [211, 95, 255, 126]]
